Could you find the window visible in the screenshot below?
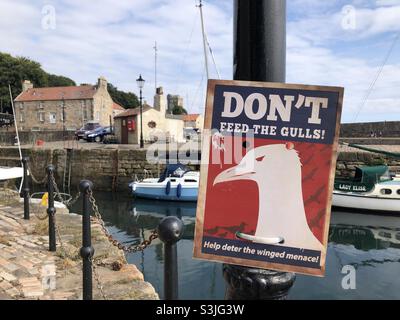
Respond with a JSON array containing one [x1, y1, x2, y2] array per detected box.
[[380, 188, 392, 195], [38, 102, 44, 109], [60, 110, 64, 122], [19, 112, 24, 122], [49, 113, 56, 124], [19, 103, 24, 109], [38, 112, 45, 122], [95, 111, 100, 121]]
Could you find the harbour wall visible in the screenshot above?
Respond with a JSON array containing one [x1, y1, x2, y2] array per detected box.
[[340, 121, 400, 137], [0, 147, 399, 192]]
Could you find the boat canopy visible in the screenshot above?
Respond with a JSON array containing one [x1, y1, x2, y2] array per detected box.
[[354, 165, 390, 184], [158, 164, 191, 183]]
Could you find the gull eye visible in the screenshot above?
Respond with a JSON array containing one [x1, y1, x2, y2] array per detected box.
[[255, 156, 265, 162]]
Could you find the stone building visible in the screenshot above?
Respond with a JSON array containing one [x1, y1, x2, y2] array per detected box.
[[167, 94, 183, 114], [114, 87, 185, 144], [14, 77, 115, 131], [112, 102, 125, 118], [182, 114, 204, 131]]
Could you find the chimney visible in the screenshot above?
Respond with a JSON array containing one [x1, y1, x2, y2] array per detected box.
[[154, 86, 167, 114], [97, 76, 107, 90], [22, 80, 33, 92]]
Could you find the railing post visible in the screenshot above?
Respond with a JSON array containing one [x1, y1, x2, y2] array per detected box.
[[79, 180, 94, 300], [157, 216, 184, 300], [21, 157, 30, 220], [46, 165, 56, 252]]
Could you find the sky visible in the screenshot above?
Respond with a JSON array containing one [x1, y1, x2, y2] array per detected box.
[[0, 0, 399, 123]]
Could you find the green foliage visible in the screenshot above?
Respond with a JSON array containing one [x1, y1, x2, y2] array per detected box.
[[0, 52, 75, 113], [172, 103, 188, 115], [107, 83, 139, 109], [47, 74, 76, 87]]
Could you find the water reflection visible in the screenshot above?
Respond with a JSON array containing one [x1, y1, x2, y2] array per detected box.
[[71, 193, 400, 299]]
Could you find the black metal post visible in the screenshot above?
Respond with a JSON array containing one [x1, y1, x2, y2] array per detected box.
[[223, 0, 296, 300], [79, 180, 94, 300], [21, 157, 30, 220], [46, 165, 56, 252], [139, 88, 144, 148], [233, 0, 286, 82], [157, 216, 184, 300]]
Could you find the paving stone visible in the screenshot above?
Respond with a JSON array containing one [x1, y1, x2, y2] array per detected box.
[[0, 280, 13, 290], [0, 201, 158, 300], [5, 287, 20, 297], [22, 288, 43, 298], [0, 271, 17, 282], [3, 263, 20, 272]]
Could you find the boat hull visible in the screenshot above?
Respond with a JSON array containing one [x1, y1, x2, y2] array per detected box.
[[332, 192, 400, 213], [132, 184, 198, 202]]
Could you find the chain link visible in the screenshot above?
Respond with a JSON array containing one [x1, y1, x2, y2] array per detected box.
[[88, 190, 158, 253], [90, 257, 108, 300], [28, 165, 48, 185]]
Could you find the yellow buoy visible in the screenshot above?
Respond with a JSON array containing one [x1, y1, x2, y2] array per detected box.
[[41, 192, 48, 206]]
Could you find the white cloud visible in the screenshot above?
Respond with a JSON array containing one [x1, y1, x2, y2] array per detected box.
[[0, 0, 398, 122]]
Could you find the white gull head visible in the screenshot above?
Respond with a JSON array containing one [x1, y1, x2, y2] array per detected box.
[[213, 143, 324, 252]]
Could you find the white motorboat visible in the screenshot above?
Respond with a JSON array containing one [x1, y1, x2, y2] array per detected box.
[[129, 164, 199, 202], [332, 165, 400, 213]]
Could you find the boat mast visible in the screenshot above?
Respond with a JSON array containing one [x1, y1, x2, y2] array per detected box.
[[153, 41, 158, 92], [198, 0, 209, 79]]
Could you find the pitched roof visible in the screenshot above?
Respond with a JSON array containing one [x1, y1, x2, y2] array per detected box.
[[112, 102, 125, 110], [113, 104, 152, 118], [183, 114, 200, 121], [14, 85, 96, 102]]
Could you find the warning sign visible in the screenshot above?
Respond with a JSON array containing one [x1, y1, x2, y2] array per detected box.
[[193, 79, 344, 276]]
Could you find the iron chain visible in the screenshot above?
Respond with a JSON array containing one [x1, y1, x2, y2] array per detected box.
[[88, 190, 158, 253], [90, 257, 108, 300]]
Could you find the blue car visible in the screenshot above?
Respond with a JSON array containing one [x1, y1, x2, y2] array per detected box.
[[84, 126, 113, 142]]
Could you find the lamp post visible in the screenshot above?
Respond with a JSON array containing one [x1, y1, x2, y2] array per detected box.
[[136, 74, 145, 148]]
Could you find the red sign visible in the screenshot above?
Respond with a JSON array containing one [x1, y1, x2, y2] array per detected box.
[[193, 80, 344, 276]]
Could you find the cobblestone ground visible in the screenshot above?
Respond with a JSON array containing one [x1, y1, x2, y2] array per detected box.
[[0, 194, 158, 300]]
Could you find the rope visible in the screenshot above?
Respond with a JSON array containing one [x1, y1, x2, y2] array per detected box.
[[353, 31, 400, 121]]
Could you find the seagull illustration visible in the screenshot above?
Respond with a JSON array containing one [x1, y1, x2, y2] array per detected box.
[[220, 222, 247, 234], [213, 143, 324, 251], [204, 226, 220, 235]]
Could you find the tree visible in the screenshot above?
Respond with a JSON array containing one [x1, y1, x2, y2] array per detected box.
[[0, 52, 75, 113], [172, 103, 188, 115], [107, 83, 139, 109], [47, 74, 76, 87]]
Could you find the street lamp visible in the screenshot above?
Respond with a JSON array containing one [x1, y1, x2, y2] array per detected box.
[[136, 74, 145, 148]]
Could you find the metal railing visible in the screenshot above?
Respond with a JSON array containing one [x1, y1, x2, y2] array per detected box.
[[24, 160, 184, 300]]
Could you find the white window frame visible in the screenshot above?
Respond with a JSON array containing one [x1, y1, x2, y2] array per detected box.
[[49, 112, 57, 124], [38, 112, 45, 122], [20, 112, 24, 122]]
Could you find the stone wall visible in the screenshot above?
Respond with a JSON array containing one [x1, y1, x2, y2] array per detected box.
[[336, 151, 400, 178], [340, 121, 400, 137], [92, 77, 114, 127], [1, 146, 398, 192], [0, 131, 75, 146]]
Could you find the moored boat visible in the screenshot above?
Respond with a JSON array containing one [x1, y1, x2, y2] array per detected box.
[[129, 164, 199, 202], [332, 165, 400, 212]]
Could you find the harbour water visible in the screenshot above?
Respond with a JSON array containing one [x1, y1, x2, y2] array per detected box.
[[71, 191, 400, 299]]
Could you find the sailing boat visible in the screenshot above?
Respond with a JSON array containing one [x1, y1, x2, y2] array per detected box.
[[332, 143, 400, 213], [0, 85, 24, 185]]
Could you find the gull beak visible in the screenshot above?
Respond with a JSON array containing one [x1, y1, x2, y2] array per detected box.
[[213, 162, 255, 186]]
